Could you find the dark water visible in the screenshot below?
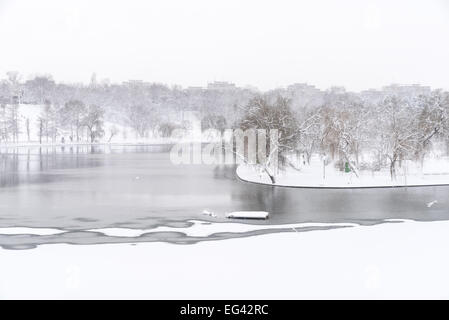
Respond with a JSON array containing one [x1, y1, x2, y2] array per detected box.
[[0, 144, 448, 249]]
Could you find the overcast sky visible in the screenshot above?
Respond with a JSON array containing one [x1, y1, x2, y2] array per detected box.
[[0, 0, 448, 91]]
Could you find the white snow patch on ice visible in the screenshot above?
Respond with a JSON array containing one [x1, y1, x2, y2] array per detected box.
[[201, 209, 217, 218], [427, 200, 438, 208], [383, 219, 415, 223], [87, 220, 358, 238], [0, 227, 66, 236], [86, 228, 144, 237]]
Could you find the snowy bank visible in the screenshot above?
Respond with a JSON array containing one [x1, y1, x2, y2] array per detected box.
[[237, 158, 449, 188], [1, 219, 449, 299]]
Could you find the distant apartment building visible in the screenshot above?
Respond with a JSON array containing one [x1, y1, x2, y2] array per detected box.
[[285, 83, 324, 108], [287, 83, 321, 95], [360, 88, 386, 103], [207, 81, 236, 91], [122, 80, 151, 87], [382, 84, 431, 97], [361, 84, 432, 103]]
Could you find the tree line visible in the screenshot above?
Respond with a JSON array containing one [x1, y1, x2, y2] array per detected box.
[[238, 91, 449, 181], [1, 72, 448, 182], [0, 72, 255, 143]]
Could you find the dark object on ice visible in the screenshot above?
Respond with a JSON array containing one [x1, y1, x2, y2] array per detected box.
[[226, 211, 269, 220]]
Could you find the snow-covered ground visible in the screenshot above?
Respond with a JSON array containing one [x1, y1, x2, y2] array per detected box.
[[237, 155, 449, 188], [4, 104, 201, 146], [1, 219, 449, 299]]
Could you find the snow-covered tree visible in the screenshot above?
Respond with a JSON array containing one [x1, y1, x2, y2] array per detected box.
[[39, 100, 59, 143], [413, 91, 449, 162], [60, 100, 87, 142], [201, 114, 227, 134], [295, 107, 321, 164], [238, 95, 300, 183], [375, 96, 420, 180], [126, 104, 154, 138], [107, 125, 119, 142], [83, 105, 105, 143], [6, 102, 20, 143], [318, 97, 370, 176]]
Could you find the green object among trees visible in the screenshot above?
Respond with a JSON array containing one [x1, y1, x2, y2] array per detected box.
[[345, 162, 351, 173]]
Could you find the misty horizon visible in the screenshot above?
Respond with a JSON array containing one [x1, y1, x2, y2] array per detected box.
[[1, 0, 448, 92], [0, 72, 443, 94]]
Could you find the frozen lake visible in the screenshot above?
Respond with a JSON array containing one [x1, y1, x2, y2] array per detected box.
[[0, 144, 448, 249]]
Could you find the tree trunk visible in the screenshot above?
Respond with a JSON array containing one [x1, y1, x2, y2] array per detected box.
[[390, 160, 396, 181], [342, 151, 359, 178], [263, 166, 276, 184], [26, 119, 30, 142]]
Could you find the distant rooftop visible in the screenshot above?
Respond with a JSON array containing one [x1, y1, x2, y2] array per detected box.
[[207, 81, 236, 90], [186, 86, 204, 91], [122, 80, 151, 87]]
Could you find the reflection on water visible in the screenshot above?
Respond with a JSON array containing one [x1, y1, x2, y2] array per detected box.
[[0, 145, 173, 187], [0, 144, 448, 232]]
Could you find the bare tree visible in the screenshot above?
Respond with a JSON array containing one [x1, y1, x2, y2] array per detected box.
[[108, 125, 119, 142], [25, 118, 30, 142], [238, 95, 300, 183], [37, 117, 44, 144], [0, 104, 10, 142], [83, 104, 105, 143], [318, 98, 370, 176], [201, 114, 227, 134], [61, 100, 87, 142], [126, 104, 153, 138], [39, 100, 58, 143], [295, 107, 321, 165], [24, 75, 55, 104], [158, 122, 179, 138], [375, 96, 420, 180], [413, 91, 449, 162], [7, 101, 20, 143]]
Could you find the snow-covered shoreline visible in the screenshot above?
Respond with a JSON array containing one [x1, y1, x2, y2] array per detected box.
[[0, 104, 207, 148], [1, 219, 449, 299], [0, 141, 177, 149], [236, 162, 449, 188]]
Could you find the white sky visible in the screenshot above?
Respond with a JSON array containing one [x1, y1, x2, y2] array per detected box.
[[0, 0, 448, 91]]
